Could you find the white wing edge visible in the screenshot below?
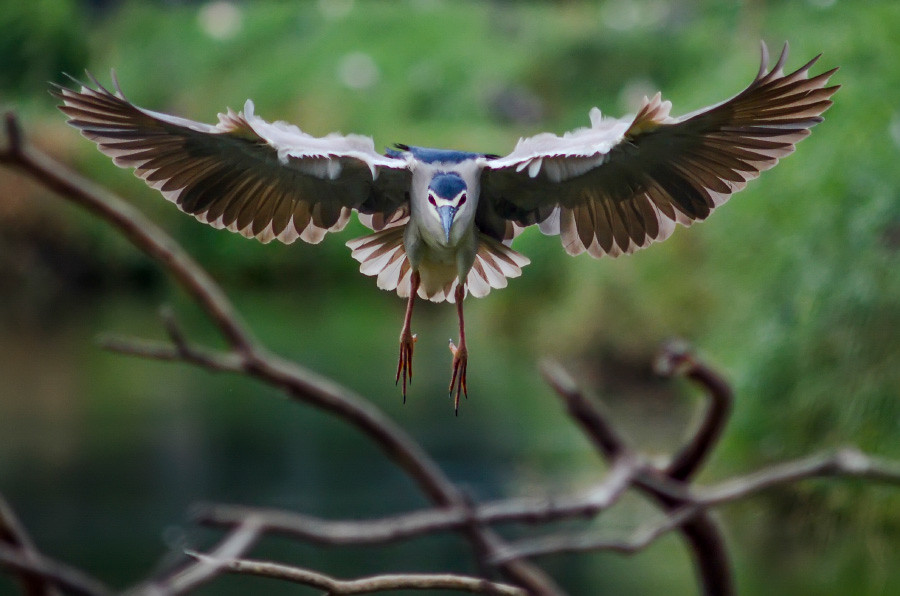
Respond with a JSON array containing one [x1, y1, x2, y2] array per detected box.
[[482, 104, 654, 182], [230, 100, 410, 179], [107, 80, 410, 181]]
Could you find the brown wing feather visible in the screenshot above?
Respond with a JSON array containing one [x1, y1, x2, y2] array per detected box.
[[53, 75, 408, 245], [483, 43, 839, 258]]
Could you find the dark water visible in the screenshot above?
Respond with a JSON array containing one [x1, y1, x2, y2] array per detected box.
[[0, 284, 695, 594]]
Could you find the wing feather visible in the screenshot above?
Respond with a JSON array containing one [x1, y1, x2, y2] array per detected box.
[[481, 42, 839, 258], [53, 74, 410, 245]]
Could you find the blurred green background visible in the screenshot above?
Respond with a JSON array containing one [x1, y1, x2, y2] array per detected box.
[[1, 0, 899, 594]]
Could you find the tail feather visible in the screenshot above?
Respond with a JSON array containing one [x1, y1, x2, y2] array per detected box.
[[346, 228, 530, 303]]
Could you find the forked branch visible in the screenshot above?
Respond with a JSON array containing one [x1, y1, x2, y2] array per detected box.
[[656, 340, 733, 481]]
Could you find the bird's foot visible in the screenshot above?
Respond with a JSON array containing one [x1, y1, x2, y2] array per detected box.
[[448, 339, 468, 414], [396, 331, 417, 403]]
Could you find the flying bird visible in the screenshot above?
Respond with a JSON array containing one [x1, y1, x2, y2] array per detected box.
[[53, 43, 838, 412]]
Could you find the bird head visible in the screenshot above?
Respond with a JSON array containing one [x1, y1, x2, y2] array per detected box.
[[427, 172, 469, 243]]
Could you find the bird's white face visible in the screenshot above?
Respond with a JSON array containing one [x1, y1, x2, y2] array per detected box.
[[427, 188, 467, 211], [428, 187, 468, 241], [426, 173, 470, 243]]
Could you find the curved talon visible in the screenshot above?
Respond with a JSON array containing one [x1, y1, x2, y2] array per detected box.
[[448, 339, 468, 414], [396, 332, 417, 403]]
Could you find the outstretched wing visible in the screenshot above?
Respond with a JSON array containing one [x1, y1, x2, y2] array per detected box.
[[53, 74, 411, 244], [480, 43, 839, 257]]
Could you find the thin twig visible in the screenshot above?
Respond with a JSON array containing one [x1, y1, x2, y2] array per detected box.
[[0, 492, 61, 596], [127, 519, 263, 596], [493, 447, 900, 562], [159, 306, 190, 356], [187, 552, 527, 595], [98, 335, 243, 369], [0, 544, 112, 596], [699, 446, 900, 502], [491, 506, 701, 562]]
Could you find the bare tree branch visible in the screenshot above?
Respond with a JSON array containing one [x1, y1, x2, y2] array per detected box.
[[539, 361, 629, 460], [649, 342, 737, 595], [97, 334, 240, 369], [187, 551, 527, 595], [0, 493, 61, 596], [699, 447, 900, 502], [126, 519, 263, 596], [0, 544, 112, 596], [540, 356, 734, 596], [0, 114, 253, 353], [493, 447, 900, 562], [1, 113, 23, 161], [491, 506, 702, 562], [1, 112, 563, 596], [195, 456, 636, 545], [656, 341, 733, 481]]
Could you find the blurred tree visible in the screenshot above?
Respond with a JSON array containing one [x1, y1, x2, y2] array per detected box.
[[0, 0, 90, 95]]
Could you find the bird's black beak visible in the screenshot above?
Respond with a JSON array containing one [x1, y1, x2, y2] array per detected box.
[[437, 205, 457, 242]]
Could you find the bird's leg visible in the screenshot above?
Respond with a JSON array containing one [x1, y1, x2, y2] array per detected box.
[[448, 283, 468, 413], [396, 271, 420, 403]]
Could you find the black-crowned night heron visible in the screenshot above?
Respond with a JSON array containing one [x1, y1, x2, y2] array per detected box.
[[53, 43, 837, 412]]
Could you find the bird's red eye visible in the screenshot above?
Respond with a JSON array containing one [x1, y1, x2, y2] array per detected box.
[[458, 193, 467, 206], [428, 194, 437, 207]]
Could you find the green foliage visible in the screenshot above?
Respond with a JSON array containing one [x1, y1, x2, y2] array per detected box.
[[0, 0, 89, 94]]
